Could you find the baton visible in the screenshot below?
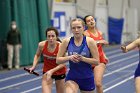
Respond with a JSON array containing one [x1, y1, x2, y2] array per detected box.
[[24, 67, 39, 76]]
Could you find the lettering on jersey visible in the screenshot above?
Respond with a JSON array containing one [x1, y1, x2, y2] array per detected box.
[[43, 54, 56, 60], [69, 52, 87, 56], [80, 52, 86, 56]]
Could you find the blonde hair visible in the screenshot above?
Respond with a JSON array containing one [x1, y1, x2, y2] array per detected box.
[[70, 18, 85, 28]]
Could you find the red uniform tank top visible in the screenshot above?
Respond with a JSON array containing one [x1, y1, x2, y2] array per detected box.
[[87, 30, 107, 64], [42, 41, 66, 75]]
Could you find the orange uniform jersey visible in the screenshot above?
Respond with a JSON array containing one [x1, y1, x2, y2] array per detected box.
[[86, 30, 108, 65], [42, 41, 66, 75]]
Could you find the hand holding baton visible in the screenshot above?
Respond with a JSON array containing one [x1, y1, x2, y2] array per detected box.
[[24, 67, 39, 76], [121, 45, 127, 53]]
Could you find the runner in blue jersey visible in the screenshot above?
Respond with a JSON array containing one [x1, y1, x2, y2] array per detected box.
[[56, 18, 99, 93], [121, 38, 140, 93]]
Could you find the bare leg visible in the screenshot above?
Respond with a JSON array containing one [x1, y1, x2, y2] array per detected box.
[[94, 63, 106, 93], [42, 75, 53, 93], [65, 80, 79, 93], [135, 77, 140, 93], [55, 79, 65, 93]]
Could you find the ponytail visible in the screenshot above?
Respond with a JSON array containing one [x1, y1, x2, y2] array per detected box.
[[57, 38, 62, 43]]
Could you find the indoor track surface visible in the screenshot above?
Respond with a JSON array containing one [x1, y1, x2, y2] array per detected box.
[[0, 45, 138, 93]]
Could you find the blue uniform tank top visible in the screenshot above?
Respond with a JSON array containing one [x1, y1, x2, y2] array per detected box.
[[67, 36, 94, 79]]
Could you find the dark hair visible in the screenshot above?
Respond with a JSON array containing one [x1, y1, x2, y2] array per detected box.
[[11, 21, 16, 25], [57, 38, 62, 43], [10, 21, 18, 30], [46, 27, 59, 37], [45, 27, 61, 42], [83, 15, 94, 24]]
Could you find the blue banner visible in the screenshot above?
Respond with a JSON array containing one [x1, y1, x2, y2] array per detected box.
[[51, 12, 66, 37], [108, 17, 124, 44]]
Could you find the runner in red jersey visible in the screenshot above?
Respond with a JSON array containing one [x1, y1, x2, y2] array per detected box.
[[42, 41, 66, 75], [84, 15, 109, 93], [86, 30, 108, 64], [29, 27, 66, 93]]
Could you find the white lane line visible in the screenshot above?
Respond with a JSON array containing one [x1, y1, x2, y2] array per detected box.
[[0, 73, 28, 82], [0, 77, 41, 91], [0, 48, 120, 83], [20, 61, 138, 93], [21, 84, 56, 93], [21, 86, 42, 93], [1, 52, 135, 83], [104, 72, 133, 87], [103, 75, 133, 92], [108, 50, 134, 59], [21, 82, 56, 93], [107, 54, 138, 66], [0, 47, 137, 89], [22, 48, 137, 92], [0, 69, 42, 82], [106, 49, 121, 55], [104, 61, 138, 77]]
